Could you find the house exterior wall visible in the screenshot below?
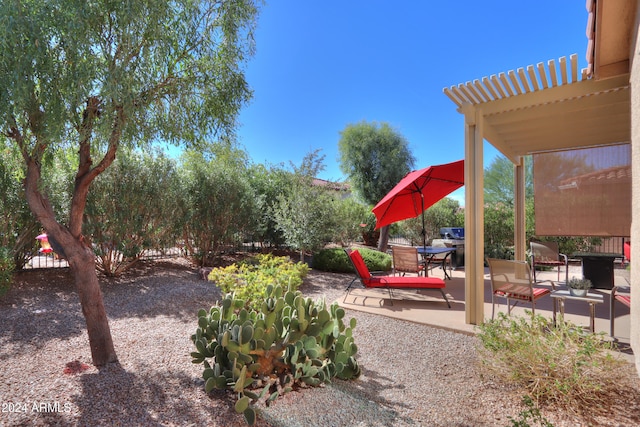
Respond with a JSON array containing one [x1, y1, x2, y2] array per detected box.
[[630, 7, 640, 371]]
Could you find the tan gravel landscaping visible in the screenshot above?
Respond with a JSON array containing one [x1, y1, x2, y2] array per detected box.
[[1, 257, 639, 426]]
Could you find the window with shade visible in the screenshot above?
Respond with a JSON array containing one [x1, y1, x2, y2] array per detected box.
[[532, 143, 631, 237]]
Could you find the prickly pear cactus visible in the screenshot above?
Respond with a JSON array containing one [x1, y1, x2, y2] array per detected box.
[[191, 283, 361, 425]]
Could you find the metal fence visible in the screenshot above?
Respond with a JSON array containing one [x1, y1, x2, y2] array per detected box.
[[22, 237, 628, 270], [588, 237, 628, 256], [385, 235, 628, 255], [25, 254, 70, 269], [23, 246, 185, 270]]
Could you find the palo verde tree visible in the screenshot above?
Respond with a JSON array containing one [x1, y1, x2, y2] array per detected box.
[[484, 155, 534, 206], [0, 0, 260, 365], [338, 121, 415, 251]]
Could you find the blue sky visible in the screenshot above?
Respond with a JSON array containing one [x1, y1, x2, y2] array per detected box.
[[235, 1, 591, 203]]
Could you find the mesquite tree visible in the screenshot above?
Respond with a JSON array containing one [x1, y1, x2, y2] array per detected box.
[[0, 0, 260, 365]]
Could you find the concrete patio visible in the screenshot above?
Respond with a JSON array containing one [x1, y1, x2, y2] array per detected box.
[[340, 262, 632, 356]]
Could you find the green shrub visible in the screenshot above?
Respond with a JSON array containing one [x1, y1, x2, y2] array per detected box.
[[358, 247, 392, 271], [0, 246, 14, 297], [191, 284, 361, 425], [85, 148, 182, 276], [208, 254, 309, 309], [477, 312, 625, 414], [312, 248, 352, 272], [312, 247, 391, 273], [179, 150, 259, 267]]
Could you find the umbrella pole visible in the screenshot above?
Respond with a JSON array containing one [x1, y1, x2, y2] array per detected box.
[[420, 193, 426, 249]]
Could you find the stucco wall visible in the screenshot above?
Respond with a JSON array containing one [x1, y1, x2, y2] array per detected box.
[[630, 7, 640, 371]]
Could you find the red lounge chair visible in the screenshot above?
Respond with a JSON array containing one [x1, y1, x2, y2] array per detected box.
[[345, 249, 451, 308]]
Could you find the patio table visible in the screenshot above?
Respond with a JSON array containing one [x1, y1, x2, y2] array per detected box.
[[417, 246, 456, 280], [550, 289, 604, 333]]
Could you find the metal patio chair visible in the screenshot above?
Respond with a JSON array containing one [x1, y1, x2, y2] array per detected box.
[[487, 258, 556, 319]]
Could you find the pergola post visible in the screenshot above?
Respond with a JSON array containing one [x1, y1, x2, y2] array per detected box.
[[514, 157, 526, 261], [463, 104, 485, 325]]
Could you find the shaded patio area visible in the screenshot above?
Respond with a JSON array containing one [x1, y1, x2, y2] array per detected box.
[[339, 263, 632, 358]]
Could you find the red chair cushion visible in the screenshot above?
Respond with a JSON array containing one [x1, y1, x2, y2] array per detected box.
[[494, 284, 550, 301], [348, 250, 371, 280], [615, 294, 631, 308], [367, 276, 445, 289]]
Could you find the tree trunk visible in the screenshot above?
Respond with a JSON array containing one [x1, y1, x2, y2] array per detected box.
[[67, 242, 118, 366], [23, 158, 117, 366], [377, 225, 390, 252]]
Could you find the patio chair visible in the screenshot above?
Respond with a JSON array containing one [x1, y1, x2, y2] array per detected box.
[[345, 249, 450, 308], [610, 285, 631, 337], [487, 258, 556, 320], [530, 241, 568, 285], [391, 245, 424, 276]]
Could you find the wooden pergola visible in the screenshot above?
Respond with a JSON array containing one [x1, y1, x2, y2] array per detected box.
[[443, 54, 631, 324]]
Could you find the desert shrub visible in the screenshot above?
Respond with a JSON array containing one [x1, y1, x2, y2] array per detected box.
[[85, 149, 182, 276], [477, 312, 625, 414], [208, 254, 308, 309], [0, 246, 14, 297], [180, 150, 259, 267], [312, 248, 352, 272], [312, 247, 392, 273], [191, 284, 360, 425], [331, 198, 370, 246], [357, 247, 392, 271], [270, 151, 341, 261], [359, 211, 380, 246]]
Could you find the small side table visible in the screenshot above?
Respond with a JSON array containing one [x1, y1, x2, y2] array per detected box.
[[550, 290, 604, 333]]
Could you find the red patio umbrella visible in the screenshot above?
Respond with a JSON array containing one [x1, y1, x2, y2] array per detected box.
[[372, 159, 464, 247]]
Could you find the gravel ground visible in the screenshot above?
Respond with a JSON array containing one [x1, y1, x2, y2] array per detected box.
[[1, 258, 639, 427]]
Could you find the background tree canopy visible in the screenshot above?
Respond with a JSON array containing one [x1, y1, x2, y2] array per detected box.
[[338, 121, 415, 251], [484, 155, 533, 205], [338, 121, 415, 204]]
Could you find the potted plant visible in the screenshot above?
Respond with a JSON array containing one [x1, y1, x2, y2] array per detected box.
[[566, 277, 592, 297]]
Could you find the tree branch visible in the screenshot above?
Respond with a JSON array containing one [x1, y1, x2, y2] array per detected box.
[[69, 104, 124, 237], [5, 115, 29, 164], [77, 96, 102, 178]]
